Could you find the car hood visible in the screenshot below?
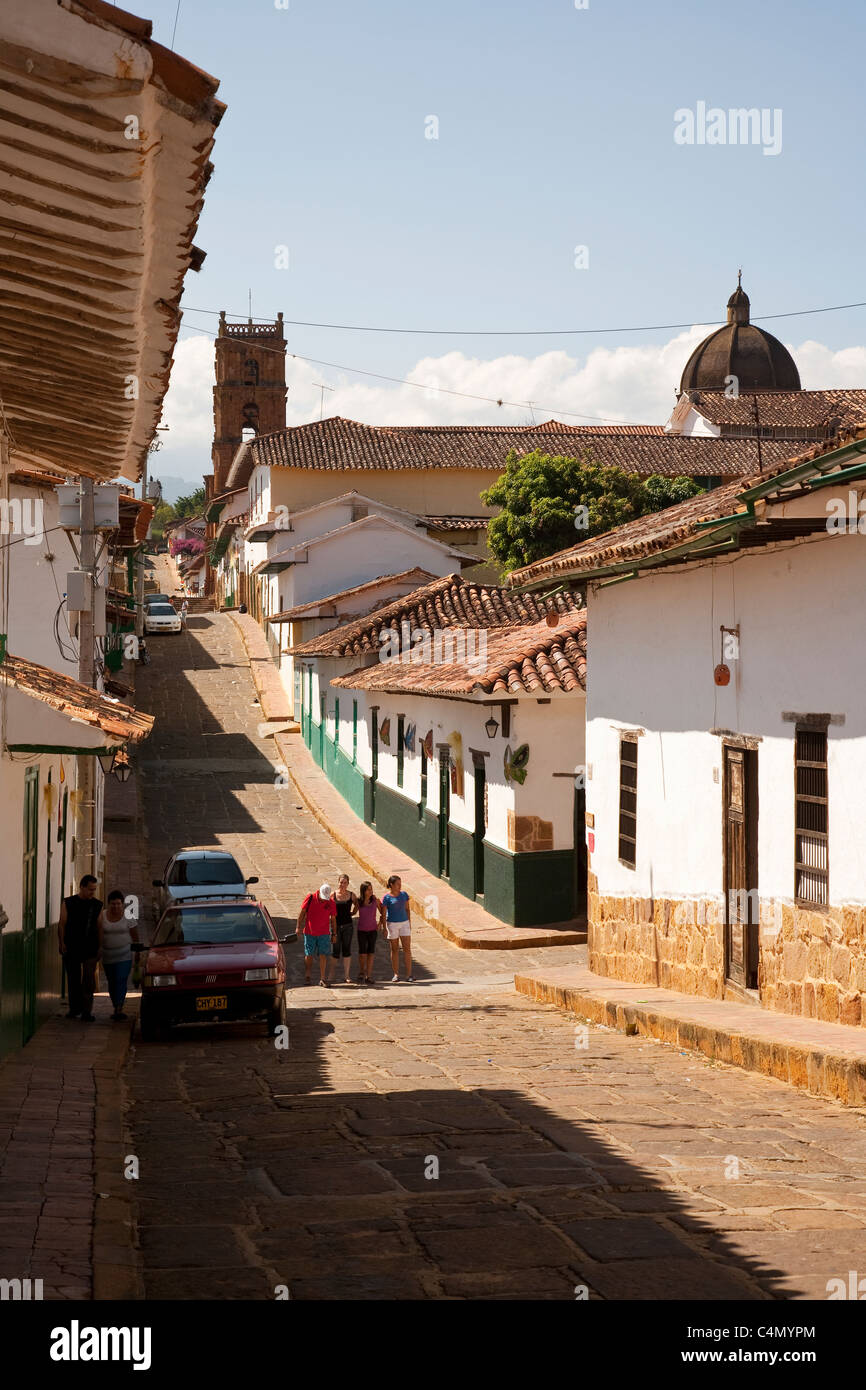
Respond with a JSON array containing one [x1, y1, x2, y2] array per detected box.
[[165, 885, 248, 902], [145, 941, 280, 974]]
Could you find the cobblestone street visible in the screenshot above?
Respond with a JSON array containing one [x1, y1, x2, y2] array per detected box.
[[125, 592, 866, 1301]]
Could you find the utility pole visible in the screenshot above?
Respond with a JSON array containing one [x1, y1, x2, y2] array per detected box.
[[75, 475, 96, 881], [77, 475, 95, 687], [135, 462, 147, 642]]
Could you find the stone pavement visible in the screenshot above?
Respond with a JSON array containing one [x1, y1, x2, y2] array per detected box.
[[119, 606, 866, 1300], [0, 996, 136, 1300], [515, 964, 866, 1108]]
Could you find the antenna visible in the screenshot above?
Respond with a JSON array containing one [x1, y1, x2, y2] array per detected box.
[[248, 288, 252, 323], [312, 382, 335, 421]]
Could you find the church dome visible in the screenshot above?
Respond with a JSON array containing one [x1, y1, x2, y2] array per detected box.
[[679, 277, 801, 394]]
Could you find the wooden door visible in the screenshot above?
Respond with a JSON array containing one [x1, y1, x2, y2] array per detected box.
[[370, 709, 378, 822], [723, 746, 758, 988]]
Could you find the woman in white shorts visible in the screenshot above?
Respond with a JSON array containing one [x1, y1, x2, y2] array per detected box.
[[380, 874, 413, 983]]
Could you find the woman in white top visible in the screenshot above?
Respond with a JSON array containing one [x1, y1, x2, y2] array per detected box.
[[98, 890, 140, 1020]]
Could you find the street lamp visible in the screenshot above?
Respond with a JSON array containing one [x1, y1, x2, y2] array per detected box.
[[484, 715, 499, 739], [96, 748, 132, 782]]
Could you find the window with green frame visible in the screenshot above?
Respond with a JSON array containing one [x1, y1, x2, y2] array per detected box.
[[334, 698, 340, 747], [397, 715, 405, 788], [352, 700, 358, 764]]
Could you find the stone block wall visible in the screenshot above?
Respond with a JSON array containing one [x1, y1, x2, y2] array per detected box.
[[587, 871, 866, 1026], [506, 812, 553, 853], [759, 900, 866, 1027]]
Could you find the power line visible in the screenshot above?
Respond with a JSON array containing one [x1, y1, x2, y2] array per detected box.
[[178, 296, 866, 339], [177, 321, 663, 425]]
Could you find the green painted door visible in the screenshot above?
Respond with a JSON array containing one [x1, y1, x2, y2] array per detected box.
[[22, 766, 39, 1043], [438, 756, 450, 879], [473, 762, 486, 898], [44, 771, 53, 929], [370, 709, 378, 822], [319, 696, 325, 765]]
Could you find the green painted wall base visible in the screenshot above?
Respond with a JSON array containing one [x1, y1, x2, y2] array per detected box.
[[303, 714, 581, 927]]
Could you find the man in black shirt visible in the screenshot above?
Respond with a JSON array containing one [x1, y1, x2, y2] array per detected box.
[[59, 876, 103, 1021]]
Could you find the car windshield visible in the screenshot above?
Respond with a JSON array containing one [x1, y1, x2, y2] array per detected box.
[[154, 906, 273, 945], [149, 604, 175, 616], [168, 857, 244, 886]]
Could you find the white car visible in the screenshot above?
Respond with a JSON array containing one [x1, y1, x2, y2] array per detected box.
[[152, 849, 259, 919], [145, 602, 182, 634]]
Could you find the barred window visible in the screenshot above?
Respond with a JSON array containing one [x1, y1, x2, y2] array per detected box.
[[618, 735, 638, 868], [795, 728, 828, 907]]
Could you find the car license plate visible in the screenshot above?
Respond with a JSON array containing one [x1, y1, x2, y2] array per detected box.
[[196, 995, 227, 1011]]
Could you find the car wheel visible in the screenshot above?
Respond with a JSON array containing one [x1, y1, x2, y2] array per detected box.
[[266, 992, 286, 1037], [139, 1000, 161, 1042]]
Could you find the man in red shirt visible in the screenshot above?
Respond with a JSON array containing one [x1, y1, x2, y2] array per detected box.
[[299, 883, 337, 986]]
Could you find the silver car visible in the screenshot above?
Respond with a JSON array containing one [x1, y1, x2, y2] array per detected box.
[[152, 849, 259, 920]]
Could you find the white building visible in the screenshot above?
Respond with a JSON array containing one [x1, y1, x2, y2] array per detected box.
[[292, 573, 587, 925], [0, 0, 221, 1055], [513, 427, 866, 1027]]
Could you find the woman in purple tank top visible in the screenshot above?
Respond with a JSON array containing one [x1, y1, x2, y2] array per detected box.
[[356, 882, 381, 986]]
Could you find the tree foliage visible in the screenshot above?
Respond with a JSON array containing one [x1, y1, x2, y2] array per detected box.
[[173, 487, 206, 520], [480, 449, 703, 572]]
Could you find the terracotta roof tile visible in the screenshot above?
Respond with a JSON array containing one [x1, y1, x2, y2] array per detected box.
[[422, 516, 489, 530], [249, 416, 792, 478], [0, 654, 154, 743], [686, 388, 866, 431], [511, 425, 866, 585], [330, 611, 587, 699], [291, 573, 581, 658]]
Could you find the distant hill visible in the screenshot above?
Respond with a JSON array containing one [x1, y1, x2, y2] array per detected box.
[[153, 475, 193, 504]]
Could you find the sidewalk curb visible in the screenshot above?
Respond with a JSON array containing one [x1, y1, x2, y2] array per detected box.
[[514, 971, 866, 1108], [225, 610, 294, 723]]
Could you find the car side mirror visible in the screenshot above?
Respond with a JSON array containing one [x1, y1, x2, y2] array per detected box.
[[246, 876, 259, 885], [152, 880, 161, 888], [280, 932, 298, 944]]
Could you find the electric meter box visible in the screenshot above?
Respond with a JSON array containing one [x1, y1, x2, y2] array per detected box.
[[56, 484, 121, 530], [66, 570, 91, 612], [57, 485, 81, 530]]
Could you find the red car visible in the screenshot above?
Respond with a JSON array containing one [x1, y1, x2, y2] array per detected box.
[[139, 899, 296, 1040]]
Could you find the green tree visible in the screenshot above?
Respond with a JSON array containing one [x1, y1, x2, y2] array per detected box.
[[150, 500, 175, 540], [480, 450, 703, 573], [173, 487, 206, 520]]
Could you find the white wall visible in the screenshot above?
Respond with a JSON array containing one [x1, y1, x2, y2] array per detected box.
[[304, 659, 585, 851], [586, 525, 866, 907]]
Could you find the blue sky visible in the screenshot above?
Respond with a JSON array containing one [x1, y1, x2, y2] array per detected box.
[[145, 0, 866, 493]]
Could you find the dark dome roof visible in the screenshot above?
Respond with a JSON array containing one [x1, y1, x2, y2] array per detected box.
[[680, 279, 800, 394]]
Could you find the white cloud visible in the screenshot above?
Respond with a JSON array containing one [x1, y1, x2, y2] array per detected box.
[[152, 328, 866, 488]]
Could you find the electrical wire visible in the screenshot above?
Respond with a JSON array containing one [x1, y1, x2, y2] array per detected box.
[[178, 296, 866, 339], [177, 321, 664, 426]]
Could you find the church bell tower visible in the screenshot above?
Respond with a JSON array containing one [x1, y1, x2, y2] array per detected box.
[[211, 311, 287, 495]]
